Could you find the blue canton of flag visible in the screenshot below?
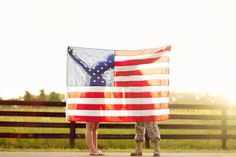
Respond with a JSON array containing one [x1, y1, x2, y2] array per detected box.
[[67, 47, 115, 87]]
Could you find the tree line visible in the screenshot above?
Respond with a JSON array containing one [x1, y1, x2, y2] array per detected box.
[[1, 89, 65, 102]]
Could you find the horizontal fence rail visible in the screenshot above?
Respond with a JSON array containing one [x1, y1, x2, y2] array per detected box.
[[0, 100, 236, 149]]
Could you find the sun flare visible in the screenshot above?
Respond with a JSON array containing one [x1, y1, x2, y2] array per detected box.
[[224, 90, 236, 105]]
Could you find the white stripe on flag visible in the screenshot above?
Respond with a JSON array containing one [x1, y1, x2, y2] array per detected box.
[[114, 62, 169, 71], [114, 74, 169, 81], [67, 86, 169, 92], [67, 97, 169, 104], [66, 108, 170, 116]]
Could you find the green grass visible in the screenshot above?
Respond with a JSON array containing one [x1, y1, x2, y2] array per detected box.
[[1, 139, 236, 152]]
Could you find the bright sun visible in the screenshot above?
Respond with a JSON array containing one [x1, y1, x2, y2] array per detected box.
[[224, 90, 236, 105]]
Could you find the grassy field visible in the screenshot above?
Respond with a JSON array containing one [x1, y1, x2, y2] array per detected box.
[[0, 105, 236, 151]]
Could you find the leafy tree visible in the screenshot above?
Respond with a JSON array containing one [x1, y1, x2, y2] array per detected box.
[[23, 91, 34, 101], [35, 89, 47, 101], [48, 91, 65, 102]]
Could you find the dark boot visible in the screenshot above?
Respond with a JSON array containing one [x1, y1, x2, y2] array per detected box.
[[153, 142, 160, 156], [130, 142, 143, 156]]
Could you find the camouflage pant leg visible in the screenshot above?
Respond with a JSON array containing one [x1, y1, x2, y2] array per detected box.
[[146, 122, 161, 143], [134, 122, 146, 142]]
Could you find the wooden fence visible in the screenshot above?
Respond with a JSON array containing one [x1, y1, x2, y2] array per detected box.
[[0, 100, 236, 149]]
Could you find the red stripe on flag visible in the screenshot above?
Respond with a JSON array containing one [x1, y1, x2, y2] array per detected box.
[[115, 68, 169, 76], [67, 91, 169, 98], [115, 56, 169, 66], [115, 80, 169, 87], [67, 115, 170, 122], [67, 103, 169, 110]]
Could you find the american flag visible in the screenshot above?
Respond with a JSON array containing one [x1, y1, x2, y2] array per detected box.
[[66, 45, 171, 122]]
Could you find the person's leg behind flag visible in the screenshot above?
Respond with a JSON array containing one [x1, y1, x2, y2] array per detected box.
[[130, 122, 146, 156], [146, 121, 161, 156]]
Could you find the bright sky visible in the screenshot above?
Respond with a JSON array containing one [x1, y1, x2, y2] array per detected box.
[[0, 0, 236, 101]]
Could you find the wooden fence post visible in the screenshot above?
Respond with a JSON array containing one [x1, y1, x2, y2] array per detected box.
[[69, 121, 76, 148], [221, 108, 227, 149]]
